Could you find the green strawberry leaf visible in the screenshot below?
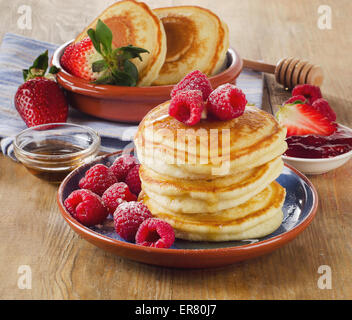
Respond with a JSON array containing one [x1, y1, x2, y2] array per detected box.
[[92, 73, 116, 85], [48, 65, 60, 74], [289, 100, 305, 105], [92, 59, 108, 73], [117, 45, 149, 61], [87, 20, 149, 86], [111, 69, 136, 86], [22, 69, 29, 82], [123, 60, 138, 83], [87, 28, 102, 54], [23, 50, 49, 80], [30, 50, 49, 73], [95, 19, 112, 55]]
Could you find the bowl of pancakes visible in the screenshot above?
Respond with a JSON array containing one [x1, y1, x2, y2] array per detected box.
[[52, 0, 243, 123]]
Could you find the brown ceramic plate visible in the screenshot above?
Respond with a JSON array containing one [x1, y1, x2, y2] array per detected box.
[[57, 152, 318, 269], [52, 41, 243, 123]]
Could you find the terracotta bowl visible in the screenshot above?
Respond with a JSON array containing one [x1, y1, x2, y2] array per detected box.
[[57, 151, 318, 269], [51, 40, 243, 123]]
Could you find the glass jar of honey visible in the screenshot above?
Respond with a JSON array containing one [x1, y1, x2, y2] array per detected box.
[[14, 123, 100, 183]]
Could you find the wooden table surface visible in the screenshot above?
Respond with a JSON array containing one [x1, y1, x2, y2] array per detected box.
[[1, 0, 351, 300]]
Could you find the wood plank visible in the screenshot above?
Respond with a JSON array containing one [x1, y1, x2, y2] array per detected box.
[[0, 0, 351, 300]]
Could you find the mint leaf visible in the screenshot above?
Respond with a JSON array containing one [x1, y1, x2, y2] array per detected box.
[[96, 19, 112, 55]]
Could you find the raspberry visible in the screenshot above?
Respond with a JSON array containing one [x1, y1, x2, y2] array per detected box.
[[292, 84, 322, 104], [171, 70, 213, 100], [283, 95, 307, 105], [79, 164, 117, 196], [113, 201, 152, 242], [206, 84, 247, 120], [110, 154, 138, 181], [102, 182, 137, 213], [64, 189, 108, 226], [135, 218, 175, 249], [124, 164, 142, 196], [169, 90, 204, 125], [311, 98, 336, 122]]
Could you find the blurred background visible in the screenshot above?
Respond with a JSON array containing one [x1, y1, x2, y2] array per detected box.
[[0, 0, 350, 119]]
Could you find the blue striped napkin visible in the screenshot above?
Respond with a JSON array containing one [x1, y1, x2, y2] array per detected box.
[[0, 33, 263, 160]]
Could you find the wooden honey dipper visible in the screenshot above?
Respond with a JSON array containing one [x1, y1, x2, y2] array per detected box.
[[243, 57, 324, 89]]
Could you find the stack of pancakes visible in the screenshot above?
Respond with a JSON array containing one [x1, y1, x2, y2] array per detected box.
[[135, 102, 288, 241], [74, 0, 229, 86]]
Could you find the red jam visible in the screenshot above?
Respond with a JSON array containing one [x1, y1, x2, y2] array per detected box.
[[285, 125, 352, 158]]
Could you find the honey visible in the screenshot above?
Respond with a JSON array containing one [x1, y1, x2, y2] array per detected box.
[[14, 123, 101, 184], [21, 141, 89, 183]]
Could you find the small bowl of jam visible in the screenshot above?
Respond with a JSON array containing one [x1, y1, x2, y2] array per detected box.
[[282, 124, 352, 174], [14, 123, 100, 183]]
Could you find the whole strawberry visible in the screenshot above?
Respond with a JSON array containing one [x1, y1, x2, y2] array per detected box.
[[65, 37, 103, 81], [14, 50, 68, 127], [61, 19, 149, 86]]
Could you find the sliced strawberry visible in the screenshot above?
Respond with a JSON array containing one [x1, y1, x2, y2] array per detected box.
[[283, 95, 307, 105], [276, 103, 337, 137]]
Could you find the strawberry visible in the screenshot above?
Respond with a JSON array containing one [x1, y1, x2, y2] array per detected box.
[[68, 38, 103, 81], [276, 103, 337, 137], [60, 43, 76, 75], [14, 51, 68, 128], [64, 19, 149, 86]]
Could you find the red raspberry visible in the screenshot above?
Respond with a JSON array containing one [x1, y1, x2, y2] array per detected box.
[[124, 164, 142, 196], [79, 164, 117, 196], [102, 182, 137, 213], [206, 84, 247, 120], [64, 189, 108, 226], [169, 90, 204, 125], [292, 84, 322, 104], [312, 98, 336, 122], [110, 154, 138, 181], [171, 70, 213, 100], [113, 201, 152, 242], [283, 95, 307, 105], [135, 218, 175, 249]]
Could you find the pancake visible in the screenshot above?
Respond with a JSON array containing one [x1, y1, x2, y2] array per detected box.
[[141, 181, 286, 241], [152, 6, 229, 85], [74, 0, 167, 86], [140, 157, 283, 213], [134, 101, 287, 179]]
